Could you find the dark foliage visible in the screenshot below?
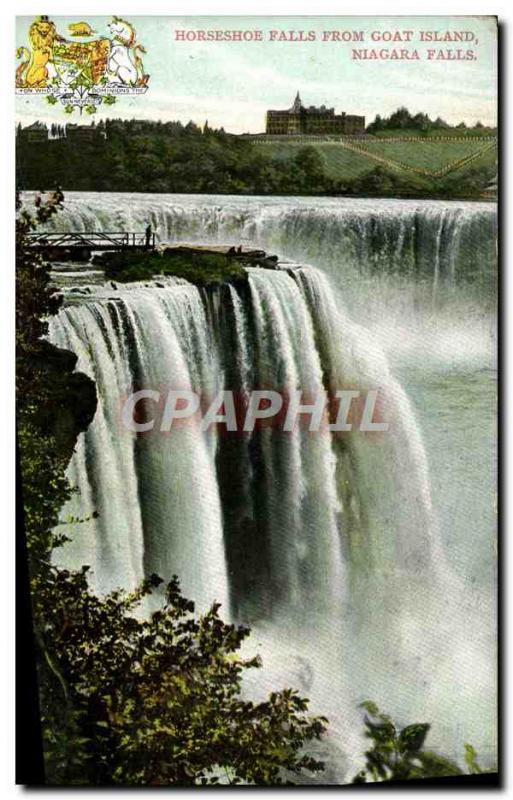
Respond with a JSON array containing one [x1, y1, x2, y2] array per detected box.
[[352, 702, 485, 783], [344, 163, 496, 200], [367, 106, 496, 135], [100, 248, 246, 286], [16, 120, 337, 196], [16, 190, 97, 569], [38, 569, 328, 785]]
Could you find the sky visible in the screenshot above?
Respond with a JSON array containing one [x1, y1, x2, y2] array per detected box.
[[15, 15, 497, 132]]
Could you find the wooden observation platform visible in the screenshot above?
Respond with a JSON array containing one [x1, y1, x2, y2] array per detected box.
[[26, 230, 156, 259]]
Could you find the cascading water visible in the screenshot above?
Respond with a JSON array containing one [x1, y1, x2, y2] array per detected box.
[[49, 283, 228, 608], [44, 191, 497, 366], [43, 192, 496, 780]]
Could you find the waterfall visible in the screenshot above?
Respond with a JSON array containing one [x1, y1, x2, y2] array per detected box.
[[48, 267, 495, 779], [41, 192, 496, 779], [41, 192, 497, 298], [41, 191, 497, 367], [49, 286, 228, 608]]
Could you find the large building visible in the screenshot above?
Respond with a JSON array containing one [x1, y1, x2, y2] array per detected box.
[[266, 92, 365, 136]]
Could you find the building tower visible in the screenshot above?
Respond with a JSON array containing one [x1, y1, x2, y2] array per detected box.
[[291, 91, 302, 113]]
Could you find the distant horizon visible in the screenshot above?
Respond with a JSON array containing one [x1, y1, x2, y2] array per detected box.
[[16, 101, 498, 136]]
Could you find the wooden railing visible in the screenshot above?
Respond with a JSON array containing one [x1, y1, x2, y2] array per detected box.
[[26, 231, 156, 250]]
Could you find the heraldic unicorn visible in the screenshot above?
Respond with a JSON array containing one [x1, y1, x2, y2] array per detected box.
[[16, 15, 149, 113]]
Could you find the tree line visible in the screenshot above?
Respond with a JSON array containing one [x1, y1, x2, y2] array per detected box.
[[367, 106, 496, 134], [16, 119, 335, 195], [16, 116, 495, 198]]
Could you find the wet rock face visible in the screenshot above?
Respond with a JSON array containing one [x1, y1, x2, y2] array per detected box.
[[23, 340, 97, 463]]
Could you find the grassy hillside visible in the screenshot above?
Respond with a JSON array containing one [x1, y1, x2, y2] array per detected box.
[[356, 139, 494, 175], [258, 142, 373, 180], [252, 135, 497, 196]]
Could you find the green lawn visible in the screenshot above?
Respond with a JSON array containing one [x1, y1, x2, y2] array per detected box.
[[253, 137, 497, 183], [261, 141, 374, 179], [354, 139, 495, 174]]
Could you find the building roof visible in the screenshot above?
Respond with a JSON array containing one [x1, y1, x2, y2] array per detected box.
[[270, 92, 342, 116]]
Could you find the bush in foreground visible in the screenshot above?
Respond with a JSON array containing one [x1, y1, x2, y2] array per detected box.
[[40, 569, 327, 785], [352, 702, 487, 784]]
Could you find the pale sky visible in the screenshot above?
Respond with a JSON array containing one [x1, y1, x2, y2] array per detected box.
[[15, 15, 497, 131]]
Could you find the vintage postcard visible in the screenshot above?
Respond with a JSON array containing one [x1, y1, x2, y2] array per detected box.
[[15, 14, 498, 786]]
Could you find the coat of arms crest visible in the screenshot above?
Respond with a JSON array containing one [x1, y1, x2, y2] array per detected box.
[[15, 15, 149, 114]]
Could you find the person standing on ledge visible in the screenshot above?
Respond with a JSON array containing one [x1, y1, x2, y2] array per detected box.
[[145, 222, 153, 249]]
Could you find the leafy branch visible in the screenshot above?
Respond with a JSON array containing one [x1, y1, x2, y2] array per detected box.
[[352, 701, 483, 783]]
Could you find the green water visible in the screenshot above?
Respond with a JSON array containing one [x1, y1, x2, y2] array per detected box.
[[399, 364, 497, 594]]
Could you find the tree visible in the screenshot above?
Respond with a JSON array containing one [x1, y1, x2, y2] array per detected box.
[[388, 106, 413, 129], [367, 114, 384, 133], [351, 166, 396, 195], [295, 146, 324, 176], [39, 569, 328, 785], [16, 188, 64, 354], [412, 112, 430, 131]]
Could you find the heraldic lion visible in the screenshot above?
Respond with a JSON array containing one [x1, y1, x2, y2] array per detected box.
[[16, 16, 63, 88], [16, 15, 110, 89]]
